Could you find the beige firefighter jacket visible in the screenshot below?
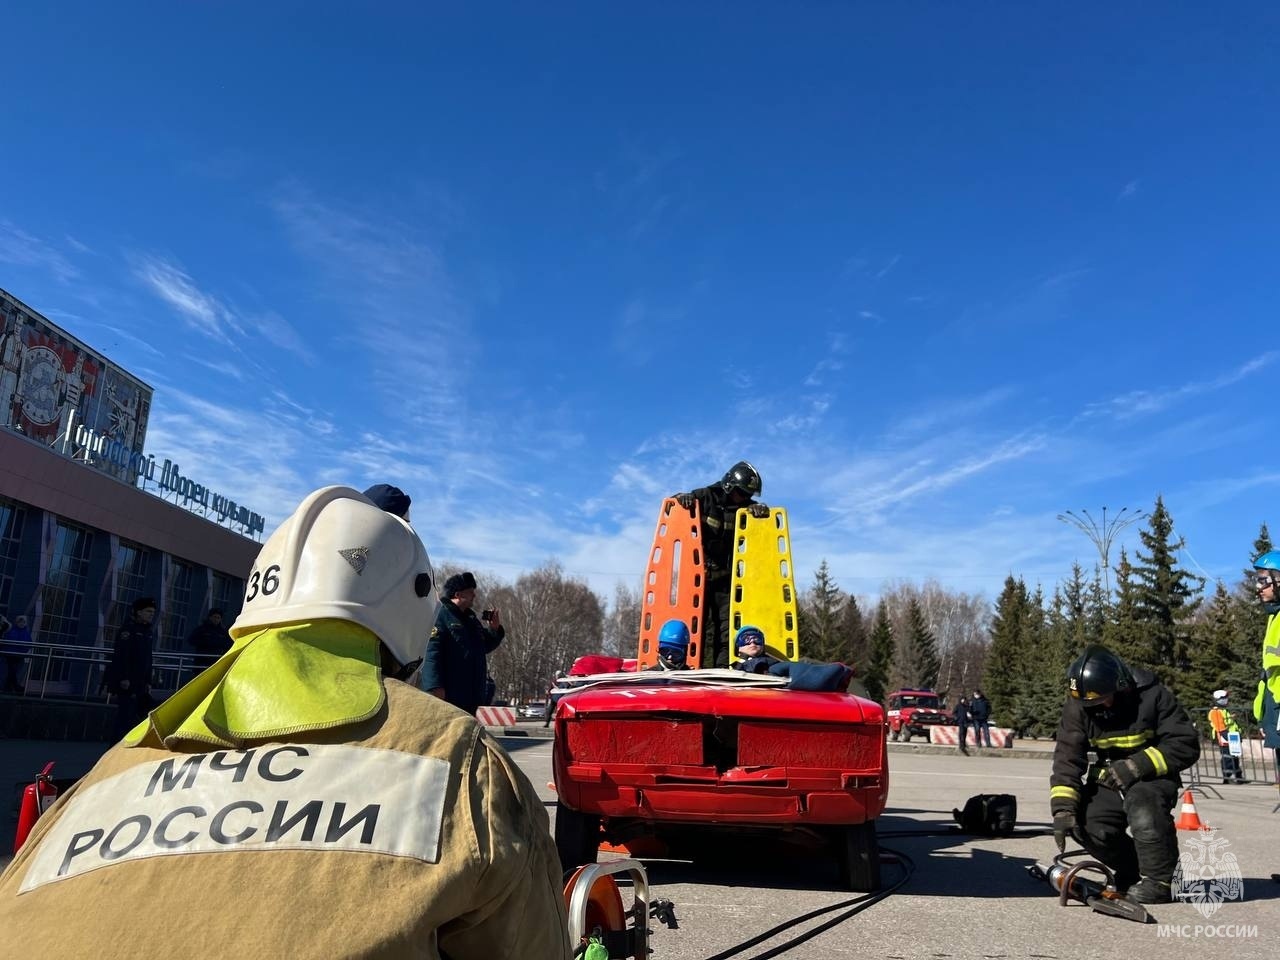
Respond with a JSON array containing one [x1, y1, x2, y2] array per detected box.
[[0, 679, 571, 959]]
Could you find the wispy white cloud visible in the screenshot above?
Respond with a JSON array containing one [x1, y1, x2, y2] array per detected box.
[[887, 386, 1019, 440], [132, 255, 244, 345], [1084, 352, 1278, 421], [875, 253, 901, 280], [271, 186, 464, 430], [182, 354, 247, 382], [0, 220, 78, 283], [254, 309, 316, 364], [1119, 179, 1140, 200], [802, 332, 849, 387]]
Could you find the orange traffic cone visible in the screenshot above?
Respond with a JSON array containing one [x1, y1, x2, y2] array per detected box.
[[1175, 789, 1207, 831]]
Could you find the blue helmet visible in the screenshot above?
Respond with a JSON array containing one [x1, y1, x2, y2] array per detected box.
[[735, 625, 766, 650], [1255, 552, 1280, 613], [658, 619, 690, 652], [1254, 551, 1280, 571]]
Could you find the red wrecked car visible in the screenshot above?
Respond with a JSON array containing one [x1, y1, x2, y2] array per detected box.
[[551, 669, 888, 891]]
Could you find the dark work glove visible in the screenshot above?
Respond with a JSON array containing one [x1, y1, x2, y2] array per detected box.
[[1099, 757, 1142, 792], [1050, 798, 1079, 854], [748, 502, 770, 518], [674, 493, 695, 510]]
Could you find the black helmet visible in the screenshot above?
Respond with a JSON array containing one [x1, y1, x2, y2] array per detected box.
[[1067, 644, 1134, 703], [720, 460, 762, 497]]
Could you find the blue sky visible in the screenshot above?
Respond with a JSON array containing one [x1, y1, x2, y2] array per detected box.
[[3, 4, 1278, 604]]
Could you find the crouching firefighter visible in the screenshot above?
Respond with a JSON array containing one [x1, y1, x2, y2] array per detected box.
[[1049, 644, 1199, 905], [0, 486, 573, 960]]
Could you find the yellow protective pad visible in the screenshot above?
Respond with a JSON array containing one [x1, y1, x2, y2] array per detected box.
[[728, 507, 799, 663], [636, 498, 706, 668]]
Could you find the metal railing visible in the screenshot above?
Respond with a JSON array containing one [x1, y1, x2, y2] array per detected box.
[[1186, 706, 1279, 792], [3, 639, 206, 703]]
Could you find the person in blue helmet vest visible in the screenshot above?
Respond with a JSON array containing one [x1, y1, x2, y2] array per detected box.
[[732, 625, 854, 691], [1251, 552, 1280, 787], [650, 619, 692, 671]]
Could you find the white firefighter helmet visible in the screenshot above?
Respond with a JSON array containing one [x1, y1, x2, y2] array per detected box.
[[230, 486, 437, 669]]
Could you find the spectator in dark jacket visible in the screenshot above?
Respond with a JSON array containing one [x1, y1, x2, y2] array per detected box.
[[105, 597, 158, 738], [420, 572, 504, 715], [2, 614, 31, 694], [186, 609, 232, 672], [970, 689, 992, 748], [954, 697, 972, 755]]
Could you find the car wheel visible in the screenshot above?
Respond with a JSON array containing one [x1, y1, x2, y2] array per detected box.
[[836, 821, 881, 892], [554, 800, 601, 874]]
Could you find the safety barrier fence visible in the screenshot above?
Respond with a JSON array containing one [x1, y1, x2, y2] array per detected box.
[[1186, 704, 1279, 790], [1, 640, 203, 703]]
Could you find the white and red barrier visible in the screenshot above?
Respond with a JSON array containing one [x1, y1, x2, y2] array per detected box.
[[476, 706, 518, 728], [929, 725, 1014, 748]]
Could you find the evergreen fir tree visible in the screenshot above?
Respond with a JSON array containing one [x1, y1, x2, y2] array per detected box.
[[1014, 585, 1056, 737], [1104, 548, 1145, 666], [1233, 523, 1273, 661], [984, 576, 1028, 729], [1132, 496, 1204, 698], [803, 560, 845, 662], [897, 598, 941, 690], [1084, 565, 1109, 646], [864, 602, 895, 703], [1191, 583, 1243, 712], [795, 604, 817, 663], [838, 594, 870, 669]]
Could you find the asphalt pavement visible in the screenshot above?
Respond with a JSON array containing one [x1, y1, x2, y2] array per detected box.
[[4, 730, 1277, 958]]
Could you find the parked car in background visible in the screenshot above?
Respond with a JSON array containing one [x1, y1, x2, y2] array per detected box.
[[885, 688, 952, 742], [520, 700, 548, 719]]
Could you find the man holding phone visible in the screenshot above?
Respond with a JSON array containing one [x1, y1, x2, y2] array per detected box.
[[421, 571, 505, 716]]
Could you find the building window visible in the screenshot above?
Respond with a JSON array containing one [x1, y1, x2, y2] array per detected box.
[[160, 559, 194, 651], [109, 540, 150, 642], [0, 497, 25, 616], [37, 520, 93, 680], [211, 571, 243, 624]]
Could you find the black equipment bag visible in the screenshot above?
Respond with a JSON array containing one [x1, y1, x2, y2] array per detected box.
[[952, 793, 1017, 836]]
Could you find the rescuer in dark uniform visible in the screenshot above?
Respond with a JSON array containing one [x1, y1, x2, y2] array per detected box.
[[671, 461, 769, 668], [1049, 644, 1199, 905]]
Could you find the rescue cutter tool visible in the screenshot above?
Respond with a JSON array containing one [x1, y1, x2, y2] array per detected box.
[[1028, 861, 1153, 924]]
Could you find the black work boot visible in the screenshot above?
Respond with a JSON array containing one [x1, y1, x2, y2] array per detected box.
[[1125, 877, 1173, 904]]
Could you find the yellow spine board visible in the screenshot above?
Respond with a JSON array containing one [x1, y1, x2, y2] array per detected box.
[[728, 506, 799, 663], [636, 498, 705, 668]]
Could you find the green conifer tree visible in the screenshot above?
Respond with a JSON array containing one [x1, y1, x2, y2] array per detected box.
[[864, 602, 894, 703], [838, 594, 870, 669], [1132, 496, 1204, 698], [1104, 547, 1144, 665], [897, 598, 941, 690], [1013, 585, 1055, 737], [1233, 523, 1273, 663], [1084, 565, 1109, 645], [1191, 583, 1242, 713], [803, 560, 845, 662], [984, 576, 1028, 729]]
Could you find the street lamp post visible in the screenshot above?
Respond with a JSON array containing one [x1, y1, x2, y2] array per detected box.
[[1056, 506, 1148, 594]]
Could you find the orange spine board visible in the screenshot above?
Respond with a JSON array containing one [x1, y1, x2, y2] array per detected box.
[[636, 498, 705, 667]]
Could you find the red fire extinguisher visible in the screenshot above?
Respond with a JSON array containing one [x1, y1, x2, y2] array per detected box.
[[14, 762, 58, 855]]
